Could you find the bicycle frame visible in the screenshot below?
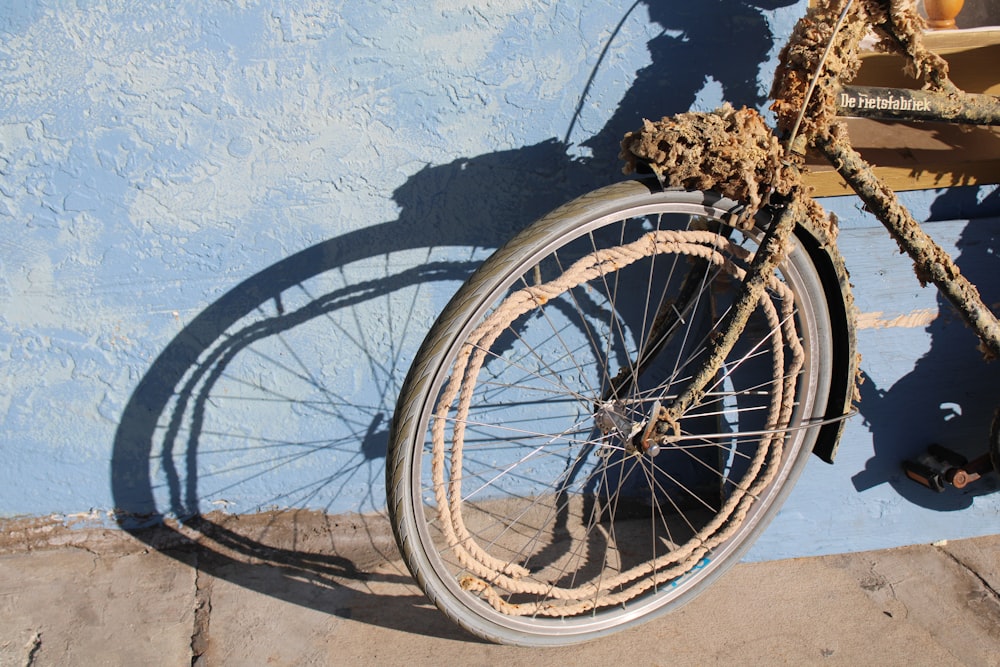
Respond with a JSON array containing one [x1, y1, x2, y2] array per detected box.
[[644, 0, 1000, 451], [386, 0, 1000, 643], [788, 1, 1000, 360], [817, 91, 1000, 359], [834, 85, 1000, 125]]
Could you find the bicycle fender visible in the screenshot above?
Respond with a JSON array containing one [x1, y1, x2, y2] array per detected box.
[[794, 218, 859, 463]]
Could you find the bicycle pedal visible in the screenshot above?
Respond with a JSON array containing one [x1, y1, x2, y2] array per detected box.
[[902, 445, 990, 492], [902, 458, 947, 493], [902, 444, 960, 492]]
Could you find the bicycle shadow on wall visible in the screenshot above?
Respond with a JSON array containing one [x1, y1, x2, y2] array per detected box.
[[852, 187, 1000, 509], [109, 144, 574, 640], [110, 0, 798, 634]]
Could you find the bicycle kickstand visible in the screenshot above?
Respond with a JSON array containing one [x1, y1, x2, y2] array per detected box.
[[902, 444, 994, 492]]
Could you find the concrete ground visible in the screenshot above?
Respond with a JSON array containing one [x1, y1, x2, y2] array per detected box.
[[1, 513, 997, 666]]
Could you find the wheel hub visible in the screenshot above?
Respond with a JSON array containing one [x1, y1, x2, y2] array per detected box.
[[594, 400, 663, 457]]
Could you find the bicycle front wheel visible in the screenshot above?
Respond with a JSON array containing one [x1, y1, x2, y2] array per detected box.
[[388, 180, 834, 646]]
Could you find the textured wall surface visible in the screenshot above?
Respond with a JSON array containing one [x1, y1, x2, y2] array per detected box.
[[2, 1, 998, 559]]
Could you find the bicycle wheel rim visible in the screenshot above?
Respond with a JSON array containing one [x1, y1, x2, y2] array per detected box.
[[391, 182, 832, 645]]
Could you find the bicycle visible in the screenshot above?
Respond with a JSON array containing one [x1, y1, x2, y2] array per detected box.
[[385, 0, 1000, 646]]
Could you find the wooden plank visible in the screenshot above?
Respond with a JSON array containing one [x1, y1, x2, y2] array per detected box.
[[803, 29, 1000, 196], [804, 121, 1000, 195], [856, 30, 1000, 95]]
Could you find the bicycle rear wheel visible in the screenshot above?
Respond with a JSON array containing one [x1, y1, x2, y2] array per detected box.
[[387, 180, 834, 646]]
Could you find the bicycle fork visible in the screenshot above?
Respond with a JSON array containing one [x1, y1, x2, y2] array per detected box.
[[620, 191, 804, 455]]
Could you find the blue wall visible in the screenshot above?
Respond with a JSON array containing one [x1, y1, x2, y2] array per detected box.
[[2, 1, 997, 558]]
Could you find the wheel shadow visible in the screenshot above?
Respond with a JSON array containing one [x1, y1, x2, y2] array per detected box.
[[110, 0, 795, 639], [110, 145, 584, 640], [851, 187, 1000, 508]]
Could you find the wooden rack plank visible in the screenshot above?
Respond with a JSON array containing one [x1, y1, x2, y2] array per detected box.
[[804, 29, 1000, 195]]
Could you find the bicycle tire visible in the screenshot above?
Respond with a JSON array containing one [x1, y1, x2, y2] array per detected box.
[[388, 180, 836, 646]]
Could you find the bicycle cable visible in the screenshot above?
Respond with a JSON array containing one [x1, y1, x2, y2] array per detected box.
[[563, 0, 643, 147]]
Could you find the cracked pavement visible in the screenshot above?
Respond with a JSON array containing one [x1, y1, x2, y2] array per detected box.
[[0, 519, 997, 666]]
